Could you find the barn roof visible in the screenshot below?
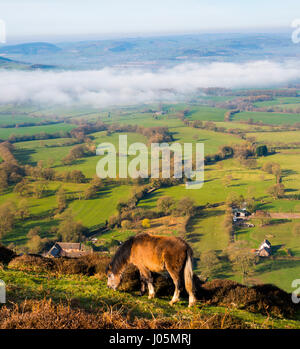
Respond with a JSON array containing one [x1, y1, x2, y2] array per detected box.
[[56, 242, 81, 250], [258, 247, 271, 257], [46, 242, 90, 258], [47, 244, 61, 257], [259, 239, 271, 250]]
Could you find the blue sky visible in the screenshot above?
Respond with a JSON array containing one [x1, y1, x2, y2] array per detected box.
[[0, 0, 300, 40]]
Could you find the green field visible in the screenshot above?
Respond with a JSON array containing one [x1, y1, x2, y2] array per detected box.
[[253, 97, 300, 108], [0, 122, 75, 139], [171, 127, 243, 154], [248, 131, 300, 144], [188, 106, 228, 122], [0, 114, 44, 125], [70, 184, 132, 229], [14, 138, 74, 166], [234, 111, 300, 125]]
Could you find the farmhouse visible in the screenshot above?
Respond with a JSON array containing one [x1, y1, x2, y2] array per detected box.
[[233, 207, 251, 218], [256, 239, 272, 257], [232, 206, 252, 226], [46, 242, 90, 258]]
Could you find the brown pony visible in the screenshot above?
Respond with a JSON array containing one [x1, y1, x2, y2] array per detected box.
[[106, 233, 197, 307]]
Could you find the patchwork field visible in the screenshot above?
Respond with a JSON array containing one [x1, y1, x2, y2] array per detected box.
[[1, 98, 300, 297]]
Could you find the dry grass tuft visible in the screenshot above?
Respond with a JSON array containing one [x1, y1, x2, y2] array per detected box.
[[8, 253, 111, 279], [0, 299, 251, 329]]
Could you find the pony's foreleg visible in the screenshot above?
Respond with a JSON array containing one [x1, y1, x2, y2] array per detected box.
[[147, 281, 155, 299], [139, 268, 155, 299], [139, 274, 147, 296]]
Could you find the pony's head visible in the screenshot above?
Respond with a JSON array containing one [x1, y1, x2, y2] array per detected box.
[[106, 263, 122, 290], [105, 237, 134, 290]]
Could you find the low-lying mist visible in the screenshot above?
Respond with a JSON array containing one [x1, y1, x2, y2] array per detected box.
[[0, 60, 300, 107]]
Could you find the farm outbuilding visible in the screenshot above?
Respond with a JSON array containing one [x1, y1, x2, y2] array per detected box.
[[46, 242, 90, 258]]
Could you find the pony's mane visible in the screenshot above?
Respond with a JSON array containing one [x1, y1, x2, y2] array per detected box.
[[110, 236, 135, 274]]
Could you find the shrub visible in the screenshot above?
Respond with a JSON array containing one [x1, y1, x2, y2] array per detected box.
[[157, 196, 175, 215], [256, 145, 268, 157], [8, 253, 111, 278], [141, 218, 151, 229], [174, 197, 196, 216], [121, 220, 131, 230], [267, 183, 285, 199], [27, 226, 41, 239], [27, 236, 49, 254], [200, 250, 221, 279]]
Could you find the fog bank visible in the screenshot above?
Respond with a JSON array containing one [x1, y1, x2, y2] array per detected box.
[[0, 60, 299, 107]]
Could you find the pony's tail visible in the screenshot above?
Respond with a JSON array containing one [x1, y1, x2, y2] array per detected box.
[[184, 247, 197, 307]]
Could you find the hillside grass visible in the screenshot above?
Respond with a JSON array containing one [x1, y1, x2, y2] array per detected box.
[[1, 268, 299, 329]]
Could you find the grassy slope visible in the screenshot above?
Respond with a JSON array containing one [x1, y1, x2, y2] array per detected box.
[[1, 268, 299, 329]]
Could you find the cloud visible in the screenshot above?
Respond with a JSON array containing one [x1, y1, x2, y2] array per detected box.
[[0, 60, 300, 107]]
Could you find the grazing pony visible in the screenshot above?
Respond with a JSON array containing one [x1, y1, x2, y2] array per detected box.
[[106, 233, 197, 307]]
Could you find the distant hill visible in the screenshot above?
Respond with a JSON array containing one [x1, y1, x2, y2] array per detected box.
[[0, 56, 28, 69], [0, 56, 56, 70], [108, 41, 136, 52], [0, 42, 61, 55], [0, 56, 14, 63], [1, 32, 300, 70]]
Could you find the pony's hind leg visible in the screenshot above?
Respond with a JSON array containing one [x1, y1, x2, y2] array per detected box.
[[166, 267, 181, 306], [170, 279, 180, 306]]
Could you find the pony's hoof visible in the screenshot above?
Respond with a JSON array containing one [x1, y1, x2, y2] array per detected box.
[[188, 302, 197, 308], [148, 294, 155, 300]]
